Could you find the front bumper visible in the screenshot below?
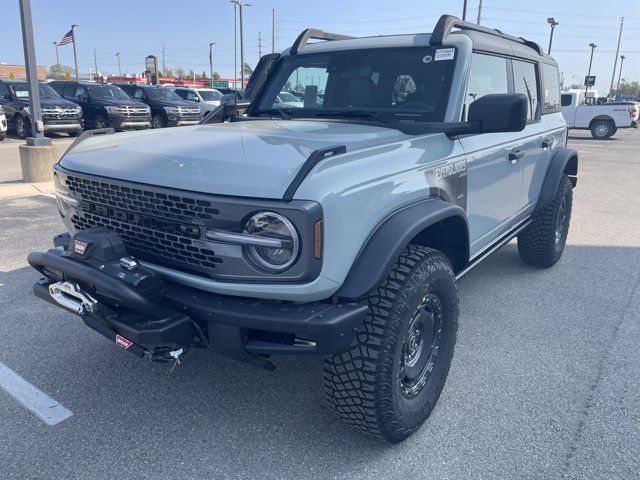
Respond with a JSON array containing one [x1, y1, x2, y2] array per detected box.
[[43, 120, 83, 133], [28, 235, 366, 361], [110, 116, 151, 130], [166, 116, 201, 127]]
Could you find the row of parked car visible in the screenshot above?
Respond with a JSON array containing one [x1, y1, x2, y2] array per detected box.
[[0, 79, 243, 139]]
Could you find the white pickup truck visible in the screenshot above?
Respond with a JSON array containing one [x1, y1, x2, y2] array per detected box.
[[561, 91, 638, 139]]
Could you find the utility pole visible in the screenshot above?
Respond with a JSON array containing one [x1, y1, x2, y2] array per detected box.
[[18, 0, 49, 145], [116, 52, 121, 76], [232, 1, 237, 87], [209, 42, 215, 86], [162, 43, 165, 74], [547, 18, 558, 55], [609, 17, 624, 96], [93, 48, 98, 79], [462, 0, 467, 21], [585, 43, 597, 100], [476, 0, 483, 25], [258, 31, 262, 59], [616, 55, 625, 96], [272, 9, 275, 53], [71, 24, 79, 81], [231, 0, 251, 87], [53, 41, 59, 67]]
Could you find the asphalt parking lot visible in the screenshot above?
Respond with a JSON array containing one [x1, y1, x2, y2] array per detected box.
[[1, 129, 639, 479]]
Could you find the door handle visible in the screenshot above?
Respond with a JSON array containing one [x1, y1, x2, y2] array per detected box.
[[508, 150, 525, 163], [541, 138, 553, 149]]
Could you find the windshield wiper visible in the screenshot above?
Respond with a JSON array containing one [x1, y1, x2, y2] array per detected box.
[[252, 108, 292, 120], [312, 110, 388, 123]]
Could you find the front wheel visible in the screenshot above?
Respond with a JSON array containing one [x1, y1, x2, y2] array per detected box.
[[151, 113, 166, 129], [324, 245, 458, 443], [0, 132, 5, 141], [93, 115, 109, 130], [14, 115, 30, 139], [518, 174, 573, 267], [591, 120, 614, 139]]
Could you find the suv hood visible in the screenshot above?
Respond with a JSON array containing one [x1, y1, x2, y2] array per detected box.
[[93, 98, 147, 108], [60, 120, 408, 199], [15, 97, 79, 109]]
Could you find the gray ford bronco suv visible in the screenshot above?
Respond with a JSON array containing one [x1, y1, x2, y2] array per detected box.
[[29, 16, 577, 442]]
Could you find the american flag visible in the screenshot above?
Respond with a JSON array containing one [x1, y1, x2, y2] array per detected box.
[[58, 29, 73, 46]]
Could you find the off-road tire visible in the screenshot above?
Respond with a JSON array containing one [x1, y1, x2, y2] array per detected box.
[[324, 245, 458, 443], [518, 174, 573, 267], [590, 120, 614, 139], [0, 132, 5, 141]]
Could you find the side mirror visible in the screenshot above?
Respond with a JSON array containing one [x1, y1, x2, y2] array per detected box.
[[468, 93, 528, 133]]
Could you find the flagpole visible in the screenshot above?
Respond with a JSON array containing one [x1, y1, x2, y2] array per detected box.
[[71, 24, 79, 81]]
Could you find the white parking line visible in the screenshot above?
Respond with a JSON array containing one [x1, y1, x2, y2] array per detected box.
[[0, 363, 73, 426]]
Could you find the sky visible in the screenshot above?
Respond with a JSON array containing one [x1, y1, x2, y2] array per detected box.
[[2, 0, 640, 94]]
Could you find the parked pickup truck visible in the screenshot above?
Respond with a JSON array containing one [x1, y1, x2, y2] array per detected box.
[[561, 91, 638, 139]]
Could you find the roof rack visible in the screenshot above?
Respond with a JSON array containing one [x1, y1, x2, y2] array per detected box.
[[430, 15, 544, 55], [290, 28, 355, 55]]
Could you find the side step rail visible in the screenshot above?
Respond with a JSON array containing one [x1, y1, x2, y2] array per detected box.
[[456, 218, 532, 280]]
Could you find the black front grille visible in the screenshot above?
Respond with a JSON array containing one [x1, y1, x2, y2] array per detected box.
[[65, 174, 224, 276]]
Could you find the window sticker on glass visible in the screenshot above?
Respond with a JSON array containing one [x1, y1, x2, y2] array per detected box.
[[15, 91, 29, 98], [435, 48, 455, 61]]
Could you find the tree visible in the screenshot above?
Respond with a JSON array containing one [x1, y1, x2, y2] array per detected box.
[[187, 68, 196, 79], [174, 67, 185, 79], [161, 67, 173, 77], [213, 71, 221, 80], [614, 79, 640, 98], [567, 83, 583, 90], [242, 63, 253, 76], [48, 64, 75, 80], [201, 70, 207, 79]]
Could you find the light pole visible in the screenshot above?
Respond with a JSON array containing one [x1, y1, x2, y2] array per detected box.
[[231, 0, 251, 88], [116, 52, 121, 76], [547, 18, 558, 55], [616, 55, 625, 97], [609, 17, 624, 96], [462, 0, 467, 21], [209, 42, 215, 86], [585, 43, 597, 101], [53, 41, 59, 67]]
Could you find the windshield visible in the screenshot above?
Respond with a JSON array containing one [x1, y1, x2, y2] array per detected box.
[[253, 47, 456, 123], [147, 88, 182, 101], [86, 84, 131, 100], [197, 89, 222, 101], [10, 83, 63, 99]]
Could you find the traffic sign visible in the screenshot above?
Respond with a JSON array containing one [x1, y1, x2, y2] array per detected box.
[[211, 80, 229, 88], [584, 75, 596, 87]]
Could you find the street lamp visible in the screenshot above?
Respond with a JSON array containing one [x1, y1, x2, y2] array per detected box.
[[585, 43, 597, 101], [547, 18, 559, 55], [231, 0, 251, 88], [209, 42, 215, 86], [616, 55, 625, 97], [53, 41, 59, 67], [115, 52, 121, 76]]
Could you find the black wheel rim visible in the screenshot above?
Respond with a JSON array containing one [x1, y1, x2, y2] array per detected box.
[[152, 116, 161, 128], [95, 117, 106, 129], [555, 196, 568, 248], [399, 292, 444, 398]]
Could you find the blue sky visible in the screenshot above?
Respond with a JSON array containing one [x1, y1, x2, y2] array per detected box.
[[2, 0, 640, 94]]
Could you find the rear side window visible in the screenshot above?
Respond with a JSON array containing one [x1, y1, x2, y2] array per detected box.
[[0, 83, 9, 99], [561, 94, 572, 107], [512, 60, 540, 121], [463, 53, 509, 120], [542, 63, 561, 112]]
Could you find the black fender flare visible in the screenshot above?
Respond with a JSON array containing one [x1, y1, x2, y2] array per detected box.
[[337, 198, 469, 299], [534, 147, 578, 214]]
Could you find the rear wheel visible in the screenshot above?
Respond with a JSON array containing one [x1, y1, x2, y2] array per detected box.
[[518, 175, 573, 267], [324, 245, 458, 443], [14, 115, 30, 139], [590, 120, 614, 139]]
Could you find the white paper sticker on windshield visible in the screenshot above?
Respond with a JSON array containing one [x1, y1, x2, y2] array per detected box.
[[435, 48, 455, 61]]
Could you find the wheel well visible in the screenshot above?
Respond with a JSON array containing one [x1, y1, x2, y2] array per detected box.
[[589, 116, 614, 128], [410, 216, 468, 273]]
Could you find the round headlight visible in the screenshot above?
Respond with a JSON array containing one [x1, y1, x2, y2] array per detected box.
[[243, 212, 299, 272]]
